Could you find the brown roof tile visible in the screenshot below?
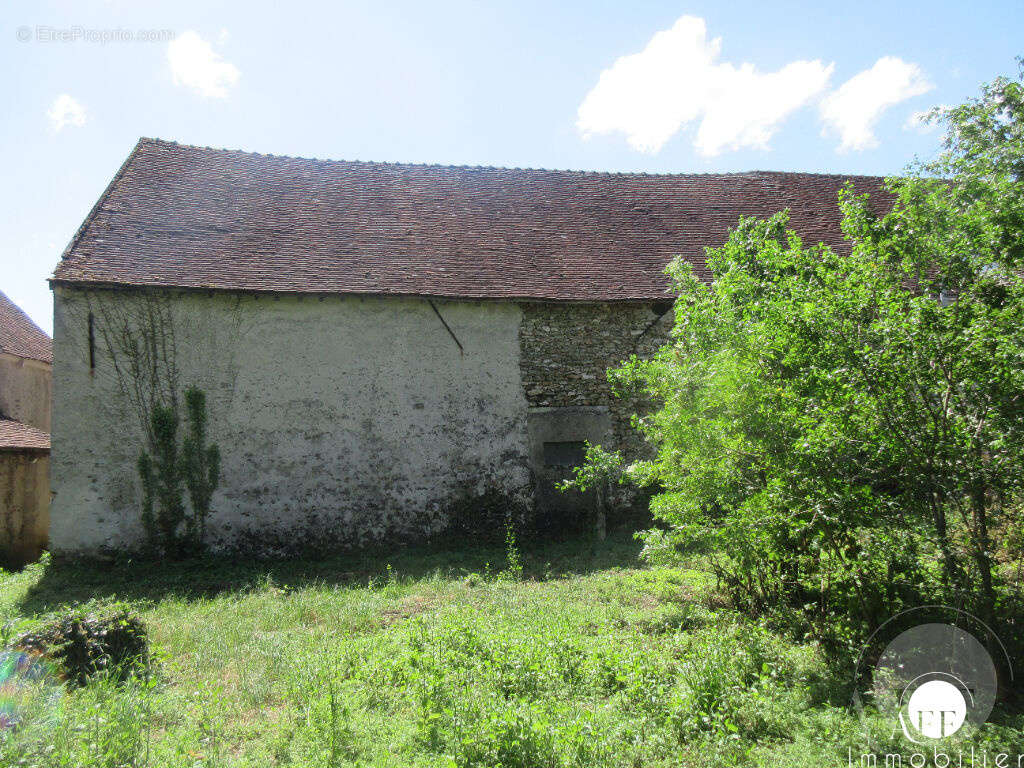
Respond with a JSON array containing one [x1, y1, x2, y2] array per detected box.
[[0, 292, 52, 363], [0, 419, 49, 451], [52, 138, 890, 302]]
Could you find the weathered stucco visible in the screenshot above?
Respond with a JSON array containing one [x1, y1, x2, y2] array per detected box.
[[50, 288, 532, 555], [50, 287, 675, 555], [0, 354, 51, 432], [0, 450, 49, 568]]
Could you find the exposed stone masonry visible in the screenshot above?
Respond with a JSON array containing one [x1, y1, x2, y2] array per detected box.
[[519, 302, 673, 462]]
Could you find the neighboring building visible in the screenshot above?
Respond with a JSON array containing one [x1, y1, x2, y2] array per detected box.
[[49, 138, 886, 555], [0, 292, 52, 566]]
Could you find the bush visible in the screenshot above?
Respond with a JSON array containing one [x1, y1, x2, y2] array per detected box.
[[578, 64, 1024, 653], [14, 600, 150, 686], [139, 385, 221, 557]]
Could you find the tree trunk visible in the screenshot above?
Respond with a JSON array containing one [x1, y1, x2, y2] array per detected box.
[[970, 479, 997, 628], [595, 484, 607, 542], [932, 492, 961, 593]]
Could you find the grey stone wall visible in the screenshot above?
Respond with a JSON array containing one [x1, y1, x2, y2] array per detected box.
[[49, 289, 673, 556], [51, 288, 532, 555], [518, 302, 672, 460]]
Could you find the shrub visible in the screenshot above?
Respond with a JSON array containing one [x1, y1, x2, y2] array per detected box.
[[181, 386, 221, 549], [576, 64, 1024, 652], [14, 600, 150, 686], [138, 403, 185, 553], [138, 385, 220, 557]]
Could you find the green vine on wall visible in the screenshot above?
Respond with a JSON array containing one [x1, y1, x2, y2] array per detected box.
[[83, 292, 222, 558]]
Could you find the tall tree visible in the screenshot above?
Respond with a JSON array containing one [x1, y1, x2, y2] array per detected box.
[[584, 62, 1024, 644]]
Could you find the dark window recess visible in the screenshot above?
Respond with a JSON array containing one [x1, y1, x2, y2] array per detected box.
[[543, 441, 586, 467]]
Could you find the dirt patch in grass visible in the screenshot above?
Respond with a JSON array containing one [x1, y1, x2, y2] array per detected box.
[[380, 595, 436, 627], [636, 593, 661, 612]]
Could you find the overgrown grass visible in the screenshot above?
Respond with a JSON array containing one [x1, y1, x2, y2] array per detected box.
[[0, 530, 1020, 767]]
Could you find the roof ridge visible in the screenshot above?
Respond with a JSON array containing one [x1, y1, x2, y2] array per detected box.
[[137, 137, 888, 181], [748, 168, 895, 182]]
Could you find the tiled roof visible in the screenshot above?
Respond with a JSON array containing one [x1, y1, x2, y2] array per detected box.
[[52, 138, 889, 302], [0, 292, 52, 363], [0, 419, 49, 451]]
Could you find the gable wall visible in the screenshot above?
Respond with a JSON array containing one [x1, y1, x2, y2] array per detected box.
[[50, 288, 531, 555], [49, 289, 672, 555], [0, 354, 51, 432]]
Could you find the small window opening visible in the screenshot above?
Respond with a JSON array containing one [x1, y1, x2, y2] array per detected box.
[[543, 441, 586, 467]]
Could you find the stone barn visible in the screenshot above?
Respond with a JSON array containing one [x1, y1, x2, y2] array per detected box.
[[49, 138, 884, 555], [0, 292, 52, 566]]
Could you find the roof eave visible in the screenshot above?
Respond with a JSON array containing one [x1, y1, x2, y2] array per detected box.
[[49, 279, 674, 304]]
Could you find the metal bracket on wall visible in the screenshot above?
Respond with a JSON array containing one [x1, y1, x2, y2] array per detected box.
[[87, 312, 96, 372], [427, 299, 464, 355]]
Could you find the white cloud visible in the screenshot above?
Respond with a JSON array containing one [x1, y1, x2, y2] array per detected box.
[[167, 30, 240, 98], [576, 16, 834, 156], [47, 94, 87, 132], [819, 57, 933, 151], [903, 105, 949, 133]]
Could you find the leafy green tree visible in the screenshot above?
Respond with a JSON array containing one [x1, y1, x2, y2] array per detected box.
[[594, 63, 1024, 645], [559, 443, 625, 541]]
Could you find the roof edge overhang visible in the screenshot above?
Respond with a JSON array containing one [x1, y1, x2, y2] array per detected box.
[[49, 278, 676, 305]]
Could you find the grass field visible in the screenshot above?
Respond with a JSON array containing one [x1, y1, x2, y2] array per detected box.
[[0, 529, 1020, 767]]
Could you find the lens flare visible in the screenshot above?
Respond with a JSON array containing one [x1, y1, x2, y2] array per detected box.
[[0, 650, 62, 731]]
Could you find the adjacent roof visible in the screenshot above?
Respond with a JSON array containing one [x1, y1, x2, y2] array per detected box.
[[0, 292, 52, 363], [52, 138, 889, 302], [0, 419, 49, 452]]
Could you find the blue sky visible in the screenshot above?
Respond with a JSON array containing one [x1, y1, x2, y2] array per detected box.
[[3, 0, 1021, 332]]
